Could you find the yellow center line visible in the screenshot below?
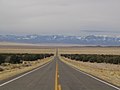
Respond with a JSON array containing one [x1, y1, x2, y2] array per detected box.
[[55, 61, 62, 90], [58, 84, 62, 90], [55, 62, 58, 90]]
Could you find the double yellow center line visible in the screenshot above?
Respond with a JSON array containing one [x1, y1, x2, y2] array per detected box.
[[55, 62, 61, 90]]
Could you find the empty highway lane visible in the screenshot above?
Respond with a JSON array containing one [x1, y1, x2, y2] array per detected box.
[[0, 56, 119, 90], [0, 59, 56, 90]]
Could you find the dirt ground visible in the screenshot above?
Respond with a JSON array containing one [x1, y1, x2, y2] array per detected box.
[[0, 56, 54, 80], [59, 47, 120, 55]]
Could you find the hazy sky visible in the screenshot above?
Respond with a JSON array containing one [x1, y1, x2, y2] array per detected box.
[[0, 0, 120, 36]]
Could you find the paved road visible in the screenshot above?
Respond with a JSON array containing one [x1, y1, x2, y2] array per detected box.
[[0, 56, 119, 90], [58, 57, 119, 90], [0, 59, 56, 90]]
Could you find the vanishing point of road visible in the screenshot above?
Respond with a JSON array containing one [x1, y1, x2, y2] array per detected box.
[[0, 56, 120, 90]]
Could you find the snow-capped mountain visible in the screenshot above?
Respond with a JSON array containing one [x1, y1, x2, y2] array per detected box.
[[0, 35, 120, 46]]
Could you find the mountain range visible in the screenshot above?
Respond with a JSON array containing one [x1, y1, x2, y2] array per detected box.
[[0, 35, 120, 46]]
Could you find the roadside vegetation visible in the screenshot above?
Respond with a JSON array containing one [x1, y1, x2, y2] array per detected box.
[[60, 54, 120, 86], [0, 53, 54, 80], [0, 53, 54, 65], [61, 54, 120, 64]]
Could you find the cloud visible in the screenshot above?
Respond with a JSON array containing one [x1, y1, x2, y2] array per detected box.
[[81, 30, 120, 33], [0, 0, 120, 35]]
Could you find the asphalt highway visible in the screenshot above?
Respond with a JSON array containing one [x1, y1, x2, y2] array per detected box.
[[0, 56, 119, 90]]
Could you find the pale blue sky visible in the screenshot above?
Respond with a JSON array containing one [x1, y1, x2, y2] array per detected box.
[[0, 0, 120, 36]]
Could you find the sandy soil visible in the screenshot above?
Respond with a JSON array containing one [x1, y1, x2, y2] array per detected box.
[[59, 47, 120, 55], [0, 56, 54, 80], [0, 48, 55, 54]]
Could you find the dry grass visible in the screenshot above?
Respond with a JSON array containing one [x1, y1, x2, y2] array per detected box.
[[59, 47, 120, 55], [0, 48, 55, 54], [0, 56, 54, 80], [60, 56, 120, 87]]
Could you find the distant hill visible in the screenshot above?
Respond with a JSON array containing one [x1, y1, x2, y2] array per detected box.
[[0, 35, 120, 46]]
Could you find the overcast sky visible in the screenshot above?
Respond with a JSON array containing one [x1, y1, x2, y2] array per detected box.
[[0, 0, 120, 36]]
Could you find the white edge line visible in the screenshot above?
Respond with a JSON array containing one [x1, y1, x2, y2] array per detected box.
[[0, 61, 52, 87], [72, 67, 120, 90], [68, 64, 120, 90]]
